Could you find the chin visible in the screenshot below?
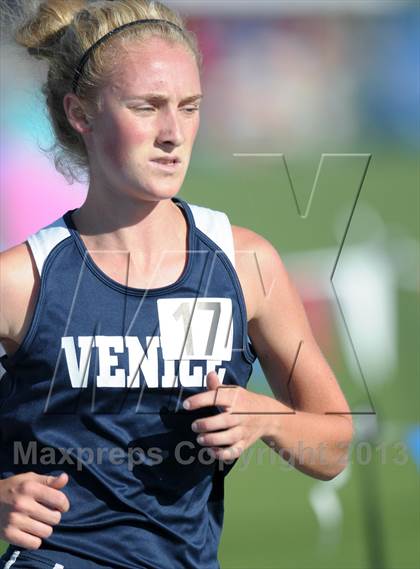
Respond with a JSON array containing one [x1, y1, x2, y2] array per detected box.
[[147, 178, 186, 198], [133, 184, 182, 203]]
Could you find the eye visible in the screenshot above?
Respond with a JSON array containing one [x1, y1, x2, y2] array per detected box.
[[182, 106, 200, 114], [129, 106, 155, 112]]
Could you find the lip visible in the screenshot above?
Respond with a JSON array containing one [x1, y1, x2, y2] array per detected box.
[[150, 158, 181, 172]]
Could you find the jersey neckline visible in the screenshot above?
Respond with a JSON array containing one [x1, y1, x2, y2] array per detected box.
[[62, 196, 196, 296]]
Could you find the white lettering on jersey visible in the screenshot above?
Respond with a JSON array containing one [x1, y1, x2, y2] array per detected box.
[[125, 335, 160, 388], [61, 336, 228, 388], [61, 336, 94, 388], [61, 298, 233, 389], [95, 336, 125, 388]]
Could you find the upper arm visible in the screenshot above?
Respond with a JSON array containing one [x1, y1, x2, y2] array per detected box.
[[0, 242, 39, 349], [233, 226, 352, 423]]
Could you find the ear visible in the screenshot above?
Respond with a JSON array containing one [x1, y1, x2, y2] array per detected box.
[[63, 93, 92, 134]]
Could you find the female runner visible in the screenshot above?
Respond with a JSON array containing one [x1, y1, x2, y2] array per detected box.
[[0, 1, 354, 568]]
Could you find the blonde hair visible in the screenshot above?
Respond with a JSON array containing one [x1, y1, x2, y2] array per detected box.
[[12, 0, 202, 183]]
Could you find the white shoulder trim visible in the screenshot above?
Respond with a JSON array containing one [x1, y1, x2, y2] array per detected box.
[[187, 203, 235, 269], [26, 216, 71, 276]]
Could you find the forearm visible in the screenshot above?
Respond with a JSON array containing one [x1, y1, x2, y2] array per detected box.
[[258, 395, 354, 480]]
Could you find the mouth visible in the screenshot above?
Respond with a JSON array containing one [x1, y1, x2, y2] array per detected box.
[[150, 157, 181, 171]]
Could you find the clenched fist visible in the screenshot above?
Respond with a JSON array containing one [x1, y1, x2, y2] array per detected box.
[[0, 471, 70, 549]]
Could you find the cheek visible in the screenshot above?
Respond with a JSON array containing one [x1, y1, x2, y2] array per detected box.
[[98, 117, 151, 164]]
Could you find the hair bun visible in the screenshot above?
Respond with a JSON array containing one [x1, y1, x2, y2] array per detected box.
[[15, 0, 86, 58]]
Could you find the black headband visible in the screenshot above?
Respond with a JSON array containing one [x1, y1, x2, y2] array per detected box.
[[72, 19, 185, 94]]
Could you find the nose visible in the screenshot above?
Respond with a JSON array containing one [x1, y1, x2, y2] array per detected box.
[[156, 107, 184, 147]]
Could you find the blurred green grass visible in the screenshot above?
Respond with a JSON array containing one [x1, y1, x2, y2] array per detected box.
[[186, 146, 419, 569], [1, 147, 418, 568]]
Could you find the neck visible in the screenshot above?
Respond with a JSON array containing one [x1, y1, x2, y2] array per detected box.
[[70, 191, 186, 254]]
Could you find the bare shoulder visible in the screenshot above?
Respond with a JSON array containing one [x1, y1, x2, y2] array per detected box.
[[231, 225, 288, 322], [0, 242, 39, 354]]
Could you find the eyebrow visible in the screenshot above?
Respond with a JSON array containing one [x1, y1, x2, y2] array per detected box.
[[124, 93, 203, 104]]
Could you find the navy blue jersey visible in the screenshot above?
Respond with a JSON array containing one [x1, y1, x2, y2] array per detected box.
[[0, 197, 257, 569]]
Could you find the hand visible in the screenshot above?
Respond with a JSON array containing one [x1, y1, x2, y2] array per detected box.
[[183, 371, 270, 462], [0, 471, 70, 549]]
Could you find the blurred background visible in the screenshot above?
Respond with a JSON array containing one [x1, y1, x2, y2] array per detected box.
[[1, 0, 419, 568]]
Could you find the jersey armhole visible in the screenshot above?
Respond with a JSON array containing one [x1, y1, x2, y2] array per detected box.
[[246, 336, 258, 361], [0, 240, 44, 369], [1, 223, 71, 368], [221, 218, 258, 365], [191, 228, 258, 365]]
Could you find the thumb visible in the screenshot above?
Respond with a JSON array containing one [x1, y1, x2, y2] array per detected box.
[[206, 370, 221, 391], [43, 472, 69, 488]]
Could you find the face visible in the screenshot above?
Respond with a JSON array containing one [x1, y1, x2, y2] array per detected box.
[[76, 36, 202, 202]]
